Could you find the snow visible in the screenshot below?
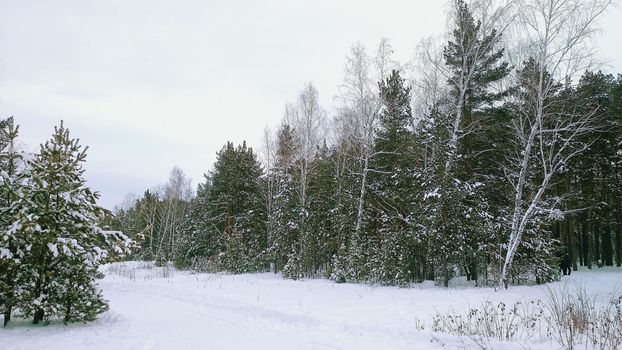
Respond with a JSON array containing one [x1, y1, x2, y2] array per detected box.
[[0, 247, 12, 259], [1, 262, 621, 350], [47, 242, 59, 257], [424, 187, 441, 200]]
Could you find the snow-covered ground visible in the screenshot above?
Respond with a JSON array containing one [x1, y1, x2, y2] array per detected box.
[[2, 262, 621, 350]]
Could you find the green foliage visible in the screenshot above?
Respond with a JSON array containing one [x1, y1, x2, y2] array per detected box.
[[0, 120, 131, 325]]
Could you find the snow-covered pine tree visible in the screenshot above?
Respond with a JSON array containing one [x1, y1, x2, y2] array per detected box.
[[0, 118, 32, 326], [236, 143, 268, 271], [305, 142, 339, 277], [367, 70, 418, 286], [22, 122, 131, 323], [424, 0, 510, 286], [269, 125, 302, 277], [204, 141, 265, 273], [173, 181, 213, 270]]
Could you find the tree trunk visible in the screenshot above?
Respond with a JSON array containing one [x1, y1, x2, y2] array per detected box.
[[592, 220, 600, 266], [33, 309, 44, 324], [354, 156, 369, 240], [64, 303, 72, 323], [602, 228, 613, 266], [3, 307, 11, 327], [616, 212, 621, 267], [582, 219, 591, 269], [567, 218, 578, 271]]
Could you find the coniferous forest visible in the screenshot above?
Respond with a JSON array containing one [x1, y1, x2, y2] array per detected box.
[[104, 0, 622, 289]]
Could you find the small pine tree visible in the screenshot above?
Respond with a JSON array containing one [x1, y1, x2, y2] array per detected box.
[[21, 122, 130, 324]]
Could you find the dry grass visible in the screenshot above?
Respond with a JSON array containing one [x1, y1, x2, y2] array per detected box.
[[430, 285, 622, 349]]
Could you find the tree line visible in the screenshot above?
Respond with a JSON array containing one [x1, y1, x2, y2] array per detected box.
[[108, 0, 621, 288]]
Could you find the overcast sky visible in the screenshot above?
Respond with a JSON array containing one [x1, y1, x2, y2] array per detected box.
[[1, 0, 621, 209]]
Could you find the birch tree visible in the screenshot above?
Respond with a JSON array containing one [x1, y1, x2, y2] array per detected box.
[[499, 0, 614, 288], [156, 167, 192, 263], [337, 39, 397, 241], [332, 40, 397, 280], [409, 0, 514, 286], [284, 83, 327, 276]]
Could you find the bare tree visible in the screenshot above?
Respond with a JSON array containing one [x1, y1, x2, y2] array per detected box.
[[259, 126, 278, 270], [282, 84, 327, 274], [335, 39, 397, 241], [156, 166, 193, 262], [285, 83, 327, 222], [499, 0, 613, 288]]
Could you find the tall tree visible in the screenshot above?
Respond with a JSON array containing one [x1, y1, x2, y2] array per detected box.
[[366, 70, 418, 285], [268, 125, 302, 277], [283, 84, 327, 278], [155, 167, 192, 264], [203, 142, 265, 273], [499, 0, 614, 288]]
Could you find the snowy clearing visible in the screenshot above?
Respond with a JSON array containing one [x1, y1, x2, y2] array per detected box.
[[2, 262, 621, 350]]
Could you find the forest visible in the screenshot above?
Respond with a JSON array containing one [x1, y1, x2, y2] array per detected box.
[[103, 0, 621, 289]]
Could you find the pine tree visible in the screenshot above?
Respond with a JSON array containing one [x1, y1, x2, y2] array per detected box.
[[173, 181, 213, 270], [0, 118, 32, 326], [305, 142, 339, 277], [425, 0, 511, 286], [268, 125, 301, 276], [366, 70, 418, 285], [22, 122, 131, 323], [203, 141, 265, 273]]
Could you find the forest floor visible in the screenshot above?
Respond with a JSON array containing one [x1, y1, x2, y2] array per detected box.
[[1, 262, 621, 350]]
